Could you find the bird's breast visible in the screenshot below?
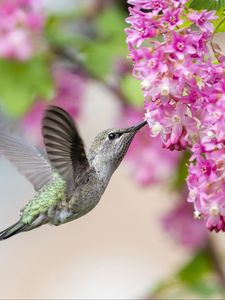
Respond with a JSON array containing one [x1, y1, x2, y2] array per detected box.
[[69, 173, 107, 215], [70, 184, 101, 212]]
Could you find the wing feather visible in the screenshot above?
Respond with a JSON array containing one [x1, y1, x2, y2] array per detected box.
[[0, 130, 53, 191], [42, 106, 89, 191]]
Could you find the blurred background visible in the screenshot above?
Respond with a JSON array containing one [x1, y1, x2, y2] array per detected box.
[[0, 0, 225, 299]]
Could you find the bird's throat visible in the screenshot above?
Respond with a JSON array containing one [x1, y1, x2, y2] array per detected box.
[[91, 156, 114, 185]]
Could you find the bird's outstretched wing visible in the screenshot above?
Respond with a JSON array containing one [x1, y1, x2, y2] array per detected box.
[[0, 130, 53, 191], [42, 106, 89, 193]]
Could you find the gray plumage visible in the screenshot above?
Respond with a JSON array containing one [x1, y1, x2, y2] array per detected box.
[[0, 106, 147, 240]]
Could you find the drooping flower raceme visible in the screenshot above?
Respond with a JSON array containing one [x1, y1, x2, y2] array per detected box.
[[126, 1, 225, 231], [0, 0, 45, 60]]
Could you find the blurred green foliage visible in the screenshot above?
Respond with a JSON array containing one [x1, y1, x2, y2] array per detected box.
[[190, 0, 225, 10], [188, 0, 225, 34], [151, 249, 225, 299], [121, 75, 143, 107], [171, 151, 190, 191], [214, 8, 225, 33], [83, 8, 128, 78], [0, 56, 53, 117]]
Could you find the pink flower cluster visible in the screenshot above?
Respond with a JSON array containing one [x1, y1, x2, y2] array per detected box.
[[0, 0, 45, 60], [126, 1, 225, 231], [22, 67, 86, 144], [119, 107, 179, 186], [162, 191, 207, 250]]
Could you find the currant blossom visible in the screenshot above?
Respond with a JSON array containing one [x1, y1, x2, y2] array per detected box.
[[0, 0, 45, 60], [163, 8, 183, 30], [187, 150, 225, 232], [188, 10, 217, 32], [126, 0, 225, 232], [162, 194, 207, 249]]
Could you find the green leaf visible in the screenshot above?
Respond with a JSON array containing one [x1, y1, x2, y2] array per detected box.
[[214, 8, 225, 32], [0, 57, 53, 117], [178, 249, 213, 283], [190, 0, 225, 10], [120, 75, 143, 107], [82, 7, 128, 78], [96, 7, 126, 41], [50, 7, 128, 79], [45, 15, 85, 48], [84, 41, 126, 78], [151, 249, 224, 299]]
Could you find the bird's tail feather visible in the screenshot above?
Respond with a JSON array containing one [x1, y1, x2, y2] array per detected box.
[[0, 222, 27, 240]]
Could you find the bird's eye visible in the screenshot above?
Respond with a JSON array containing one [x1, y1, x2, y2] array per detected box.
[[108, 132, 123, 140], [108, 133, 116, 140]]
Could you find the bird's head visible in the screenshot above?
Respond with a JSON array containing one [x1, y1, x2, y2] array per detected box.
[[88, 120, 147, 181]]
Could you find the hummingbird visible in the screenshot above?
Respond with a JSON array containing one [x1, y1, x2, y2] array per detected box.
[[0, 106, 147, 240]]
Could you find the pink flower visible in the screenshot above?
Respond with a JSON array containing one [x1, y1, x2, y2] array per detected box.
[[0, 29, 33, 60], [188, 10, 217, 33], [128, 0, 168, 11], [166, 32, 196, 60], [163, 8, 183, 30], [187, 150, 225, 232], [126, 0, 225, 231], [126, 7, 158, 49], [162, 103, 197, 150], [0, 0, 45, 60], [146, 102, 198, 151], [172, 0, 188, 7], [162, 195, 207, 249]]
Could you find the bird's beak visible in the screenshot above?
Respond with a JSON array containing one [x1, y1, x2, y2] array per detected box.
[[123, 120, 148, 133], [132, 120, 148, 131]]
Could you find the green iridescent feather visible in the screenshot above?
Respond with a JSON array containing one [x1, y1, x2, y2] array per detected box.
[[21, 173, 67, 224]]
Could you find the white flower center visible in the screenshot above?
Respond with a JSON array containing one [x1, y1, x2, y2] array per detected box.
[[209, 204, 220, 216], [194, 210, 201, 219], [138, 28, 145, 36], [207, 130, 215, 138], [151, 122, 162, 136], [161, 86, 169, 96], [190, 190, 197, 198], [201, 166, 207, 174], [172, 114, 181, 124], [141, 79, 151, 89]]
